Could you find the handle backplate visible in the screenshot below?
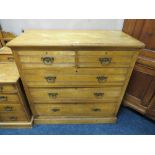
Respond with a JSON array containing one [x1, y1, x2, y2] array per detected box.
[[0, 96, 7, 102], [48, 93, 58, 99], [96, 76, 107, 83], [45, 76, 56, 83], [94, 92, 104, 98], [41, 56, 54, 65], [51, 108, 60, 112], [99, 57, 112, 65]]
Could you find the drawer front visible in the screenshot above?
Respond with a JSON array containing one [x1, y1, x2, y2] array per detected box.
[[18, 50, 75, 68], [0, 55, 14, 63], [24, 68, 127, 87], [0, 104, 24, 112], [78, 51, 134, 67], [0, 94, 20, 103], [34, 103, 116, 116], [0, 112, 27, 122], [29, 87, 122, 103], [0, 84, 17, 93]]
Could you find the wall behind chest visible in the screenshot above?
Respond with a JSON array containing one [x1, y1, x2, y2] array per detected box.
[[0, 19, 124, 35]]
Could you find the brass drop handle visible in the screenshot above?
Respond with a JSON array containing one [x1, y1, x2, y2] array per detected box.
[[99, 57, 112, 65], [7, 57, 14, 62], [94, 92, 104, 97], [45, 76, 56, 83], [48, 93, 58, 99], [96, 76, 107, 83], [10, 116, 17, 121], [0, 96, 7, 102], [92, 108, 101, 112], [4, 106, 13, 112], [41, 56, 54, 65], [51, 108, 60, 112]]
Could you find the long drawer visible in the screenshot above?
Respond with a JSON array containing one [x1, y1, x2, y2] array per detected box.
[[34, 103, 116, 116], [29, 87, 122, 103], [0, 94, 20, 103], [0, 104, 24, 112], [23, 68, 128, 87], [0, 112, 27, 122]]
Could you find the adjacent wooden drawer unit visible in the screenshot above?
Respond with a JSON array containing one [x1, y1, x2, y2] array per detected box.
[[7, 30, 144, 124], [0, 63, 32, 128]]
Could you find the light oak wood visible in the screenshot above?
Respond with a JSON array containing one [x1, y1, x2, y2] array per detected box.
[[34, 116, 117, 124], [0, 84, 17, 93], [7, 30, 144, 48], [0, 63, 32, 127], [23, 67, 127, 87], [29, 87, 121, 104], [7, 30, 144, 124], [0, 64, 19, 83], [0, 116, 33, 128], [0, 104, 24, 112], [0, 47, 14, 63], [34, 103, 116, 116]]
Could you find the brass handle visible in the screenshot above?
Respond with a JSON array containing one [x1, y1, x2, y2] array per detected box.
[[45, 76, 56, 83], [96, 76, 107, 83], [10, 116, 17, 121], [7, 57, 14, 62], [92, 108, 101, 112], [51, 108, 60, 112], [41, 56, 54, 65], [4, 106, 13, 112], [0, 86, 3, 91], [94, 92, 104, 97], [48, 93, 58, 99], [0, 96, 7, 102], [99, 57, 112, 65]]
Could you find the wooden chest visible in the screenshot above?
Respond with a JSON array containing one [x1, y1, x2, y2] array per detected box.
[[7, 30, 144, 124], [0, 62, 32, 128]]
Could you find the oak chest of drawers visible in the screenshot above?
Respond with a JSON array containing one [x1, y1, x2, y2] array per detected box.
[[0, 63, 32, 127], [7, 30, 144, 124]]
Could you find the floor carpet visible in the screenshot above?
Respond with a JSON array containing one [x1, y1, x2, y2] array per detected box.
[[0, 107, 155, 135]]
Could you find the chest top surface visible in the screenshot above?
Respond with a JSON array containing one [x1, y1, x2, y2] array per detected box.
[[7, 30, 145, 48], [0, 63, 19, 83]]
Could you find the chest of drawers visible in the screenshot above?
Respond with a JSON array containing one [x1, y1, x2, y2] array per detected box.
[[7, 30, 144, 124], [0, 63, 32, 128]]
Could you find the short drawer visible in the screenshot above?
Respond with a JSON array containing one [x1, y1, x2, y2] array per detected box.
[[78, 51, 134, 67], [34, 103, 116, 116], [0, 104, 24, 112], [0, 94, 20, 103], [24, 68, 127, 87], [0, 55, 14, 63], [18, 50, 75, 68], [0, 112, 27, 122], [0, 84, 17, 93], [29, 87, 122, 103]]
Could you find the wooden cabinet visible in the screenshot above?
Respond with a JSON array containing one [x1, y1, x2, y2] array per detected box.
[[0, 64, 33, 127], [123, 20, 155, 121], [7, 30, 144, 124], [0, 47, 33, 128]]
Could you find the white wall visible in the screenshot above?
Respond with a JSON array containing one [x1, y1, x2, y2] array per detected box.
[[0, 19, 124, 36]]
